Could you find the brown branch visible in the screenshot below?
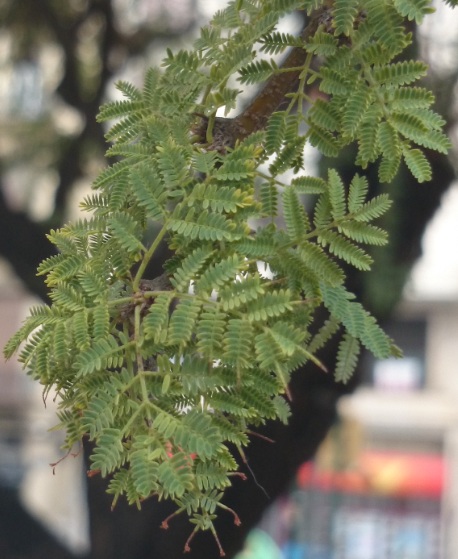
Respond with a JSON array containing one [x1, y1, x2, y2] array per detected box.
[[233, 6, 330, 137], [193, 6, 331, 151]]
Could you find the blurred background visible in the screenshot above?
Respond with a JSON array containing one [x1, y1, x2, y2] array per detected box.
[[0, 1, 458, 558]]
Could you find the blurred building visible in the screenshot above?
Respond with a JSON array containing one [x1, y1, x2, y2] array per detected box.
[[338, 298, 456, 559], [254, 294, 458, 559]]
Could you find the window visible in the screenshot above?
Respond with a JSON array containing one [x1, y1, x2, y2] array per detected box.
[[363, 319, 427, 391]]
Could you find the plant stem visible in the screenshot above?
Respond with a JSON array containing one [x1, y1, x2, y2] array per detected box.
[[133, 224, 168, 291]]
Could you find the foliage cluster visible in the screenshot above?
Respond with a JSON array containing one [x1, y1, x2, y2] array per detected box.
[[4, 0, 455, 553]]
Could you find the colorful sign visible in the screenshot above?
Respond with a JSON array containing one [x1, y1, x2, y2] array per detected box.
[[297, 451, 444, 498]]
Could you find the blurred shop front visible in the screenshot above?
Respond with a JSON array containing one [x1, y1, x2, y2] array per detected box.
[[282, 449, 443, 559], [253, 298, 458, 559], [254, 426, 445, 559]]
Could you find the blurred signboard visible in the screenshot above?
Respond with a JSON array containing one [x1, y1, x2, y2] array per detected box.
[[297, 451, 444, 498], [274, 452, 445, 559]]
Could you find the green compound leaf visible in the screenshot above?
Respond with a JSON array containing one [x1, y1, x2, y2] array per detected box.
[[82, 384, 118, 440], [338, 221, 388, 246], [196, 308, 226, 362], [373, 60, 428, 87], [130, 447, 160, 498], [259, 182, 279, 217], [333, 0, 359, 35], [342, 83, 372, 137], [308, 98, 340, 132], [157, 452, 194, 499], [307, 125, 341, 157], [107, 212, 145, 254], [393, 0, 435, 23], [90, 428, 125, 478], [195, 462, 231, 492], [298, 242, 345, 287], [168, 210, 239, 241], [321, 284, 393, 359], [239, 58, 278, 85], [347, 174, 369, 213], [282, 187, 310, 242], [75, 334, 127, 376], [265, 111, 287, 154], [327, 169, 347, 220], [318, 230, 373, 271], [143, 293, 174, 344], [130, 162, 168, 221], [402, 146, 432, 182], [223, 319, 254, 368], [291, 175, 327, 195], [170, 247, 215, 291], [92, 303, 110, 340], [4, 0, 453, 541], [167, 298, 202, 347], [357, 106, 383, 166], [352, 194, 393, 222], [335, 333, 361, 383], [178, 411, 222, 459], [72, 309, 91, 350], [219, 274, 265, 311], [246, 289, 293, 322], [194, 254, 244, 295]]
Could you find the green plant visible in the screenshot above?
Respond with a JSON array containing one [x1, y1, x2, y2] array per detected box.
[[4, 0, 456, 554]]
